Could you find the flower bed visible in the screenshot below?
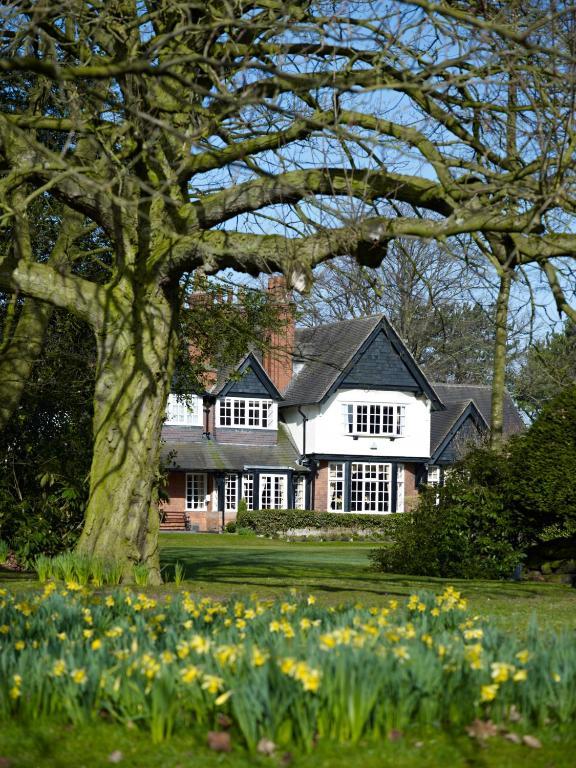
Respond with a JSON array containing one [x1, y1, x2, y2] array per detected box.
[[0, 585, 574, 750]]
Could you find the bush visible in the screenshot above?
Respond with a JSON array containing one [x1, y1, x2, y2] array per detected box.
[[236, 509, 403, 538], [371, 450, 522, 580], [224, 521, 236, 533], [506, 384, 576, 537]]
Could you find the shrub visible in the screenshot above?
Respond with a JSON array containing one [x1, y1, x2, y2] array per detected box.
[[506, 384, 576, 537], [236, 509, 403, 538], [371, 450, 522, 579], [0, 539, 8, 565], [224, 521, 236, 533]]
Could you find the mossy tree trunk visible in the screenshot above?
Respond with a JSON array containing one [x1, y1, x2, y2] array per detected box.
[[490, 267, 512, 452], [75, 281, 179, 584]]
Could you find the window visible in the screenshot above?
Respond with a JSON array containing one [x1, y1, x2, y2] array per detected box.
[[259, 474, 287, 509], [342, 403, 405, 436], [241, 474, 254, 510], [294, 475, 306, 510], [427, 466, 441, 486], [328, 462, 345, 511], [217, 397, 276, 429], [225, 474, 238, 512], [186, 473, 208, 511], [396, 463, 405, 513], [165, 394, 203, 426], [350, 463, 391, 513]]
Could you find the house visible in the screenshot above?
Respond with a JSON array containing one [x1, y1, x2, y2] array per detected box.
[[160, 277, 523, 531]]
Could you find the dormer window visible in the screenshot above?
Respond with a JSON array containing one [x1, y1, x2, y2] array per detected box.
[[165, 394, 203, 426], [217, 397, 276, 429], [342, 403, 406, 437]]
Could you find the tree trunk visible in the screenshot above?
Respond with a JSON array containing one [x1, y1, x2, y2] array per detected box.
[[490, 268, 512, 452], [0, 296, 53, 431], [75, 283, 179, 584], [0, 207, 84, 432]]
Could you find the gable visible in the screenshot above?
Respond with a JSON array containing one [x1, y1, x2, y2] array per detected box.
[[339, 329, 422, 391], [224, 364, 274, 397], [217, 354, 283, 400], [434, 412, 486, 464]]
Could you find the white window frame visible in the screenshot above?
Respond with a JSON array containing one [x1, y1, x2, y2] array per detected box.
[[217, 397, 276, 429], [328, 462, 345, 512], [241, 473, 254, 510], [186, 473, 208, 511], [294, 475, 306, 510], [342, 402, 406, 437], [224, 474, 238, 512], [427, 465, 441, 486], [259, 474, 287, 509], [350, 462, 391, 514], [165, 394, 203, 426], [396, 463, 405, 513]]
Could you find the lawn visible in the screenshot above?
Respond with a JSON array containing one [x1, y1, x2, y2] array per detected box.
[[159, 533, 576, 633], [2, 720, 576, 768]]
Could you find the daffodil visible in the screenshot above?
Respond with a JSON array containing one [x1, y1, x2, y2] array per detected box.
[[71, 668, 88, 685], [480, 684, 499, 702], [180, 665, 200, 684]]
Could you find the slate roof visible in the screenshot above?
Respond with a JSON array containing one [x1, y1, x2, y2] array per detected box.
[[207, 352, 282, 400], [281, 315, 443, 409], [430, 383, 524, 456], [161, 423, 306, 472]]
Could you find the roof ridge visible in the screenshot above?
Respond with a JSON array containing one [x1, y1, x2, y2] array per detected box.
[[295, 314, 384, 333]]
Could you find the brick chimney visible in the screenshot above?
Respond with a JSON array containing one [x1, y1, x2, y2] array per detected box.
[[262, 275, 295, 393]]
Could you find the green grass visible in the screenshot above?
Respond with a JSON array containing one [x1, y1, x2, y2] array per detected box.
[[2, 534, 575, 633], [158, 533, 576, 633], [1, 720, 575, 768]]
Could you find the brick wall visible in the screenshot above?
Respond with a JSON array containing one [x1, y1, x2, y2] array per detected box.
[[403, 463, 419, 511], [161, 472, 224, 532], [313, 461, 329, 511]]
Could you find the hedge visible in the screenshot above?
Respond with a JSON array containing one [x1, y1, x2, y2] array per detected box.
[[235, 509, 404, 537]]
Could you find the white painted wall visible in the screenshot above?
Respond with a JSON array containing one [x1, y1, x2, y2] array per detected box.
[[282, 389, 431, 458]]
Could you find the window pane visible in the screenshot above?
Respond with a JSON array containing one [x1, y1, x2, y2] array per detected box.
[[166, 394, 202, 426], [349, 463, 391, 513], [328, 463, 344, 511], [186, 473, 207, 510], [396, 463, 405, 513], [241, 474, 254, 510], [218, 398, 274, 429], [225, 474, 238, 512], [259, 475, 286, 509], [294, 475, 306, 510]]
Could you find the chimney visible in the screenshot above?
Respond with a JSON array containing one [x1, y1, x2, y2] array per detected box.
[[262, 275, 295, 394]]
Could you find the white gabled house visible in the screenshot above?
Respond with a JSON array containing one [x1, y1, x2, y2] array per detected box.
[[160, 277, 523, 531]]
